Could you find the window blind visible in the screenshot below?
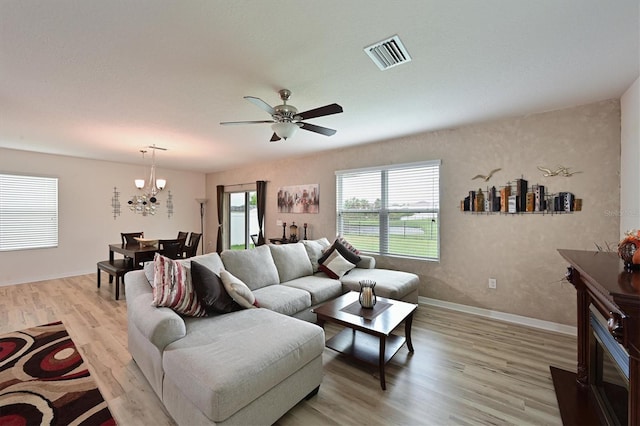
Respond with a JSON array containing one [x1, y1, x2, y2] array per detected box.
[[336, 160, 440, 260], [0, 173, 58, 251]]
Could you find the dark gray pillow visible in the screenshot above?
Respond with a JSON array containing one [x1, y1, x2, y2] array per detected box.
[[191, 261, 240, 315], [318, 239, 361, 266]]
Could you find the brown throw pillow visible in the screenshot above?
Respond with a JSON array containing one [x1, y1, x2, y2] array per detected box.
[[337, 235, 360, 255], [318, 237, 361, 266], [191, 261, 240, 315]]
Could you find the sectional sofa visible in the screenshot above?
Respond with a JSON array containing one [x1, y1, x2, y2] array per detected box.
[[125, 238, 419, 425]]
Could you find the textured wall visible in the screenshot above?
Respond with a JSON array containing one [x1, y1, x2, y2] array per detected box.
[[206, 100, 621, 325], [0, 148, 205, 286]]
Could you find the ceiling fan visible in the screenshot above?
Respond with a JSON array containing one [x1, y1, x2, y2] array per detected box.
[[220, 89, 343, 142]]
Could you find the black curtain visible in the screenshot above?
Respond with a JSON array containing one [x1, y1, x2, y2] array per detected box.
[[216, 185, 224, 253], [256, 180, 266, 245]]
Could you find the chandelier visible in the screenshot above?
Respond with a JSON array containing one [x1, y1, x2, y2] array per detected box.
[[129, 145, 167, 216]]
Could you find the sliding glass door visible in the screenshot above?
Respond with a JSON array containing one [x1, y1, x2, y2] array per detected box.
[[228, 191, 258, 250]]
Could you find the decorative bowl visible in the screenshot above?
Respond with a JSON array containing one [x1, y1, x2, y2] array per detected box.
[[134, 237, 158, 247]]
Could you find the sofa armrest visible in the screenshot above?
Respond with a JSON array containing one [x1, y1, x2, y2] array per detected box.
[[130, 299, 187, 351], [125, 270, 186, 352], [357, 255, 376, 269]]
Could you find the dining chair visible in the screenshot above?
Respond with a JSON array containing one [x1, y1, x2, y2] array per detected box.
[[177, 231, 189, 241], [159, 239, 185, 260], [120, 232, 144, 267], [184, 232, 202, 258], [121, 232, 144, 245]]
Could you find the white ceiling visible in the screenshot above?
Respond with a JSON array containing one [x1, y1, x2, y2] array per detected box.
[[1, 1, 638, 173]]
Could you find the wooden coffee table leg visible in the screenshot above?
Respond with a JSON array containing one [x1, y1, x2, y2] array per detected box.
[[405, 312, 415, 353], [379, 336, 386, 390]]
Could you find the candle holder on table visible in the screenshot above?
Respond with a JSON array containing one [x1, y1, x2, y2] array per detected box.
[[359, 280, 377, 309], [289, 222, 298, 242]]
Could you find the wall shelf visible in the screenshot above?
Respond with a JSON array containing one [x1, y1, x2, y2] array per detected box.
[[460, 176, 581, 215]]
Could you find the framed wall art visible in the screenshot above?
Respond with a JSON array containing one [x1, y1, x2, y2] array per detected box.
[[277, 184, 319, 213]]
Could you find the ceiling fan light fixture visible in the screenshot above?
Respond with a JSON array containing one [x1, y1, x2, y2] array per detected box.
[[272, 122, 299, 140]]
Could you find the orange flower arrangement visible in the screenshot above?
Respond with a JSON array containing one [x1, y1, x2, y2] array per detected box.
[[620, 229, 640, 247], [618, 229, 640, 266]]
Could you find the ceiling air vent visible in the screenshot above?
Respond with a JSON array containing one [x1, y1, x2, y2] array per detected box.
[[364, 35, 412, 71]]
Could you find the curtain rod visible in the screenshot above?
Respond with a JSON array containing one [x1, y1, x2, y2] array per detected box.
[[224, 180, 268, 189]]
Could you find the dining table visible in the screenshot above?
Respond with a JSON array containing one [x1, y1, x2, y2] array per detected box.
[[109, 242, 159, 268]]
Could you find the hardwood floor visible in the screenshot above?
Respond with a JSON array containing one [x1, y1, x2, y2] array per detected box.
[[0, 274, 576, 425]]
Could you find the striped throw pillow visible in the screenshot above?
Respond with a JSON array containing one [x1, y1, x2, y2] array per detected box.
[[152, 253, 205, 317]]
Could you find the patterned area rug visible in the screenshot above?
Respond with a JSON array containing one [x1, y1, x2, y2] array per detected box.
[[0, 321, 116, 425]]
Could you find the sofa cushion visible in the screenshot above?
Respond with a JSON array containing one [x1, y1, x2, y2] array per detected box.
[[220, 270, 259, 309], [280, 275, 343, 305], [339, 268, 419, 301], [163, 309, 325, 422], [187, 252, 225, 275], [152, 254, 205, 317], [221, 245, 280, 290], [191, 261, 240, 315], [252, 285, 311, 316], [301, 238, 331, 273], [318, 249, 356, 279], [268, 243, 313, 282], [143, 261, 155, 284]]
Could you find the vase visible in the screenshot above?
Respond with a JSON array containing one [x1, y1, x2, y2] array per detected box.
[[359, 280, 377, 309], [618, 242, 639, 270]]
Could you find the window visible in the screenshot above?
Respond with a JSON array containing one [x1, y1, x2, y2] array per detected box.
[[226, 190, 258, 250], [336, 160, 440, 260], [0, 173, 58, 251]]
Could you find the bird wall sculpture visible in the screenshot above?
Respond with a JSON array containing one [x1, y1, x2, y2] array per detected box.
[[537, 166, 582, 177], [471, 168, 501, 182]]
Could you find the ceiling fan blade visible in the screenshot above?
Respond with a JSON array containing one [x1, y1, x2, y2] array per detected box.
[[270, 133, 281, 142], [299, 122, 337, 136], [244, 96, 276, 115], [220, 120, 274, 126], [296, 103, 343, 120]]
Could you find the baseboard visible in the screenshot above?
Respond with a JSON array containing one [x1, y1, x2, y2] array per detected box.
[[0, 268, 96, 287], [419, 296, 577, 336]]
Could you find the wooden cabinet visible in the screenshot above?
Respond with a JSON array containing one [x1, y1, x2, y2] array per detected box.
[[555, 250, 640, 426]]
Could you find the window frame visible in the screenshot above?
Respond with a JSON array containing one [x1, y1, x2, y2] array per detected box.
[[336, 160, 440, 261], [0, 173, 59, 252]]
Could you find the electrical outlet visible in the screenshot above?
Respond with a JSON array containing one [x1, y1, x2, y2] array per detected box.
[[488, 278, 497, 289]]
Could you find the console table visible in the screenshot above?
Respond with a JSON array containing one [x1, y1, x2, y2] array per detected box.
[[556, 249, 640, 426]]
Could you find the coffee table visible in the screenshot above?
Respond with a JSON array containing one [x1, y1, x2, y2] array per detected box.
[[313, 291, 417, 390]]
